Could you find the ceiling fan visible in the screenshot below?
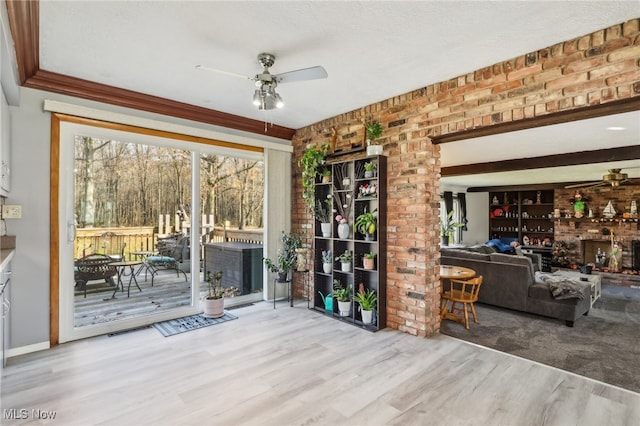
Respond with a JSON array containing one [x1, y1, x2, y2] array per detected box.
[[196, 53, 327, 110], [564, 168, 640, 189]]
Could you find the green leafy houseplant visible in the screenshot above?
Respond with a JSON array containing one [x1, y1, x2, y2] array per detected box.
[[365, 121, 384, 143], [440, 210, 464, 243], [263, 231, 302, 279], [298, 144, 330, 214], [363, 252, 375, 260], [335, 250, 352, 263], [333, 280, 352, 302], [364, 162, 376, 172], [353, 285, 377, 311], [205, 270, 225, 300], [355, 208, 377, 236]]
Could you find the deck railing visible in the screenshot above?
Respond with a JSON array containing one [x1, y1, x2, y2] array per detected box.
[[75, 226, 263, 260]]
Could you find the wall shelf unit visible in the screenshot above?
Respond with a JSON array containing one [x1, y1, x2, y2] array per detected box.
[[489, 189, 555, 245], [312, 155, 386, 331]]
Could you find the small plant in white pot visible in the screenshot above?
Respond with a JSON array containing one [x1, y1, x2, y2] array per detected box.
[[364, 161, 377, 178], [321, 249, 333, 273], [333, 279, 352, 317], [362, 252, 375, 270], [335, 250, 352, 272], [203, 270, 225, 318], [353, 283, 377, 325]]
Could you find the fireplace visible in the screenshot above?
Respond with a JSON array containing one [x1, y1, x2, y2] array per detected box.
[[582, 240, 614, 268]]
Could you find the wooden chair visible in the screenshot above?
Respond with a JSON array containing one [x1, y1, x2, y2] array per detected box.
[[440, 276, 483, 329]]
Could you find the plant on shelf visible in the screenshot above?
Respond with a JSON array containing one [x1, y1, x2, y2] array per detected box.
[[298, 144, 330, 213], [355, 208, 377, 239], [203, 270, 225, 318], [440, 210, 464, 246], [353, 283, 377, 324], [333, 279, 352, 317], [333, 280, 352, 302], [362, 252, 375, 270], [364, 161, 377, 177], [263, 231, 302, 282], [335, 250, 352, 264], [353, 283, 377, 311], [321, 249, 333, 273], [364, 121, 384, 144], [321, 169, 331, 183], [315, 199, 332, 224]]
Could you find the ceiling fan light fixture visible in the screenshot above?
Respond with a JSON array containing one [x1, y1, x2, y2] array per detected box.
[[252, 90, 261, 106], [275, 93, 284, 109]]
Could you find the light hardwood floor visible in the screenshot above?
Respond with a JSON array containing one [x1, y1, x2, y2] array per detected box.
[[2, 301, 639, 426]]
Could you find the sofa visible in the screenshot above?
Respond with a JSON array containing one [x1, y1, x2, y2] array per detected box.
[[440, 246, 592, 326]]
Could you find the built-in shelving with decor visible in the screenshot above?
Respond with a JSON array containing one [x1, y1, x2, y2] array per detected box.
[[489, 189, 555, 245], [312, 155, 386, 331]]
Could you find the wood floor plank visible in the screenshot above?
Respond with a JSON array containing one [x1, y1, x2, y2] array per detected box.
[[2, 301, 639, 425]]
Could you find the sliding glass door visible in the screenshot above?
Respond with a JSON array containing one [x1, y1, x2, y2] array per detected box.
[[58, 120, 264, 342]]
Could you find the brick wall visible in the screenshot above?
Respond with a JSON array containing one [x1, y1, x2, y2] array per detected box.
[[554, 186, 640, 269], [291, 19, 640, 337]]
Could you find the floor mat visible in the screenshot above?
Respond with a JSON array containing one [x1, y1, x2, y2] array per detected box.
[[152, 312, 237, 337]]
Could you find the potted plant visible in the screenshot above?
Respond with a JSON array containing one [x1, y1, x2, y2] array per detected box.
[[353, 283, 377, 325], [364, 161, 377, 178], [335, 250, 352, 272], [298, 144, 330, 214], [364, 121, 384, 155], [321, 249, 333, 273], [362, 252, 375, 270], [321, 169, 331, 183], [263, 231, 302, 282], [355, 208, 377, 240], [203, 270, 225, 318], [440, 210, 464, 246], [333, 279, 352, 317], [315, 199, 332, 237]]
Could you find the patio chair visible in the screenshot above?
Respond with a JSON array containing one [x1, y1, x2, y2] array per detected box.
[[146, 235, 189, 285], [97, 232, 126, 262], [74, 254, 118, 298]]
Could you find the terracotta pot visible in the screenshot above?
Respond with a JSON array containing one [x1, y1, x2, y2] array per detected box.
[[362, 257, 374, 270], [202, 297, 224, 318]]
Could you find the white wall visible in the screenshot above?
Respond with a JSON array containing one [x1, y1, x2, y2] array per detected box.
[[440, 183, 489, 246], [7, 87, 292, 353]]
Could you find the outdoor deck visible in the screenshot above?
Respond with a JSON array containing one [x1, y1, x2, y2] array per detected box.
[[74, 269, 206, 328]]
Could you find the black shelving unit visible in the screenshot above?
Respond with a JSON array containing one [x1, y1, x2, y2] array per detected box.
[[312, 155, 386, 331], [489, 189, 555, 245]]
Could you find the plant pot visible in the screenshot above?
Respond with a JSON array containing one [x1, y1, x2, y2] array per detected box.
[[362, 257, 374, 270], [364, 233, 375, 241], [341, 262, 351, 272], [366, 145, 383, 156], [320, 222, 332, 237], [361, 309, 373, 324], [277, 271, 288, 283], [202, 297, 224, 318], [323, 262, 332, 273], [441, 236, 449, 246], [295, 248, 308, 271], [337, 223, 350, 239], [322, 175, 331, 183], [364, 170, 374, 178], [337, 300, 351, 317]]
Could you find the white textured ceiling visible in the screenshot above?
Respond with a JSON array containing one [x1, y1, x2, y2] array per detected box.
[[35, 1, 640, 188]]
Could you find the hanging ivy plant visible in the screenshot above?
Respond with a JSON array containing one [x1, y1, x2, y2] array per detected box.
[[298, 144, 330, 214]]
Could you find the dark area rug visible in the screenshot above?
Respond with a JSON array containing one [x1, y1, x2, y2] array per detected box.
[[440, 284, 640, 393], [152, 312, 237, 337]]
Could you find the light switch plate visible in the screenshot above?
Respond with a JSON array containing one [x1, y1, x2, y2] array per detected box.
[[2, 205, 22, 219]]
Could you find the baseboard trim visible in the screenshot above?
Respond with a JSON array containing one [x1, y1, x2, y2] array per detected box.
[[7, 341, 50, 360]]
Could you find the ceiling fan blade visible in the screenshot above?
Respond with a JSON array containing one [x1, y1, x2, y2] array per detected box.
[[275, 66, 328, 84], [564, 181, 601, 189], [196, 65, 255, 81]]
